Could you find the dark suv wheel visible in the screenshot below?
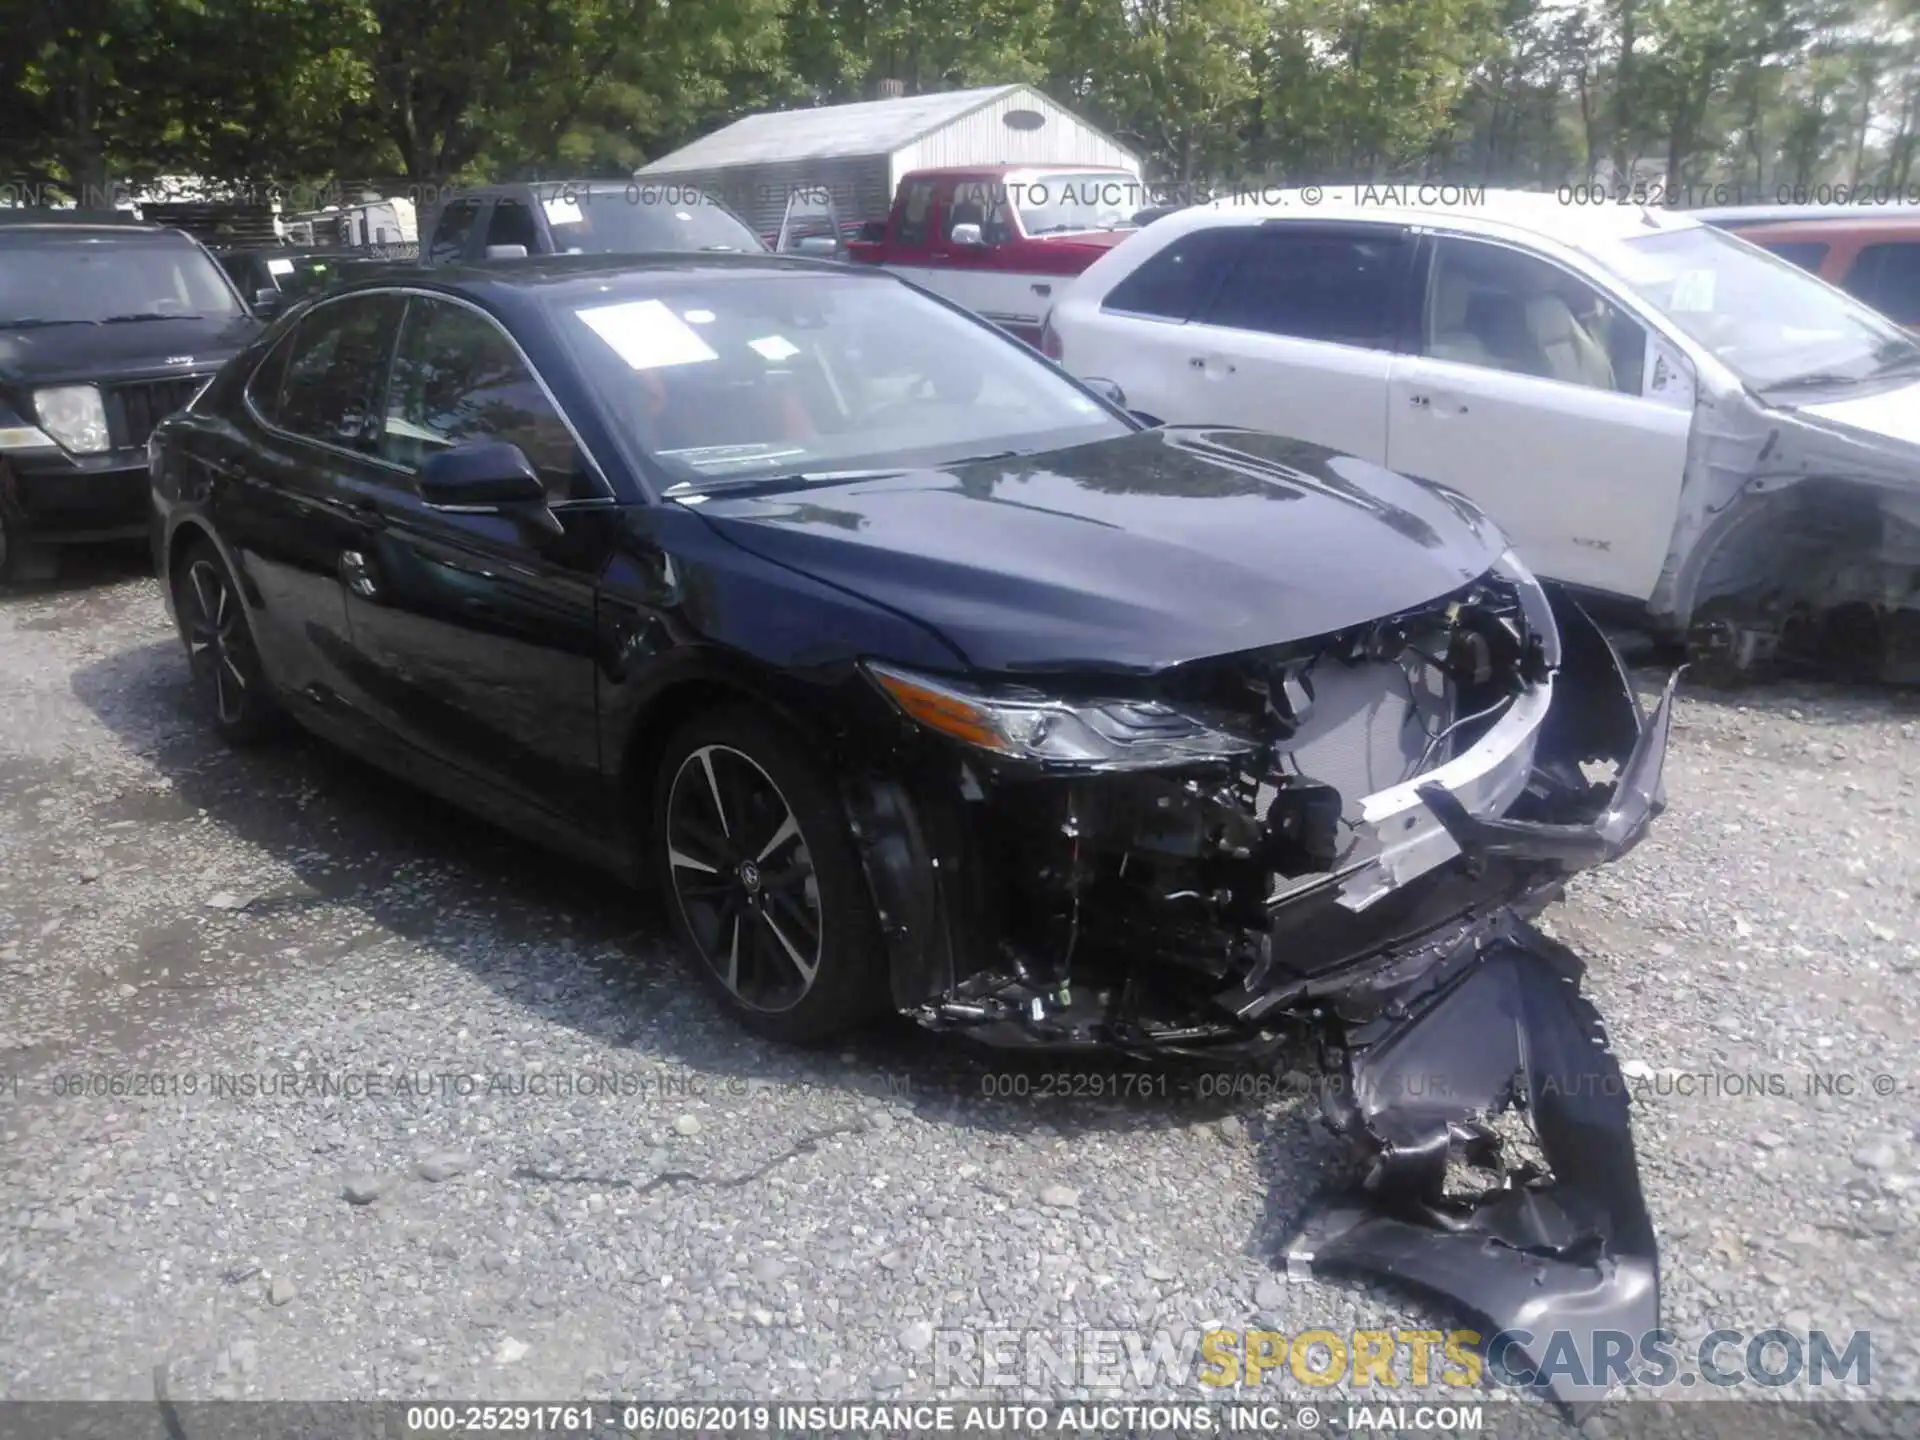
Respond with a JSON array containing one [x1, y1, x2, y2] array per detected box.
[[653, 706, 889, 1045], [171, 539, 280, 744]]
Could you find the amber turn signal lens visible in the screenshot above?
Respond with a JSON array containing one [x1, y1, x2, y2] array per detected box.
[[870, 670, 1002, 750]]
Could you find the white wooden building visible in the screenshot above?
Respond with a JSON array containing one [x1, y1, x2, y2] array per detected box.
[[636, 84, 1140, 235]]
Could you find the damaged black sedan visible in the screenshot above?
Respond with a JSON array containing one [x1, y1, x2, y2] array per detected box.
[[150, 255, 1675, 1412]]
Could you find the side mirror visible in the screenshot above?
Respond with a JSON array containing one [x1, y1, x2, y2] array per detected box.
[[252, 288, 284, 316], [1082, 376, 1127, 407], [948, 222, 985, 248], [484, 243, 529, 260], [793, 235, 840, 257], [418, 442, 557, 532], [858, 220, 887, 242]]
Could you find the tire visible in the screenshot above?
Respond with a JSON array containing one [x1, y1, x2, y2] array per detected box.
[[652, 705, 889, 1045], [170, 539, 281, 745]]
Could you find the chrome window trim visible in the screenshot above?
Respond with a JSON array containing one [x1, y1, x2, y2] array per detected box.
[[238, 285, 618, 503]]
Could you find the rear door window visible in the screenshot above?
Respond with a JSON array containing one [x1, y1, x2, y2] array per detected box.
[[1101, 226, 1251, 322], [1843, 241, 1920, 325], [1199, 225, 1413, 350]]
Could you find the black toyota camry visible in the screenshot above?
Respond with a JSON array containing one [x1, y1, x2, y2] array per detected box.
[[151, 254, 1676, 1410]]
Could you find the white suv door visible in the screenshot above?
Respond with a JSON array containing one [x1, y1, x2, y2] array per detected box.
[[1168, 222, 1414, 463], [1385, 234, 1691, 600], [1051, 222, 1255, 423]]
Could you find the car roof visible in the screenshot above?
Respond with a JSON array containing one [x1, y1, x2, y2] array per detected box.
[[1704, 214, 1920, 241], [1691, 202, 1920, 227], [216, 245, 348, 259], [0, 215, 179, 239], [330, 250, 869, 304], [448, 180, 714, 199], [1170, 185, 1704, 260]]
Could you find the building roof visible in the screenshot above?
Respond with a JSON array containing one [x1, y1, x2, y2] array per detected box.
[[638, 86, 1033, 173]]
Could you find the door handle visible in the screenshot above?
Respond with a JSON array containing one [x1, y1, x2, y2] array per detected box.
[[339, 549, 379, 600], [1189, 356, 1206, 369], [1408, 393, 1431, 408]]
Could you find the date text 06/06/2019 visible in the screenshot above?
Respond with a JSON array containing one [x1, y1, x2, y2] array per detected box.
[[403, 1403, 1477, 1435]]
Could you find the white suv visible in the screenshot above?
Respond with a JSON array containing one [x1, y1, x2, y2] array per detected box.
[[1044, 189, 1920, 682]]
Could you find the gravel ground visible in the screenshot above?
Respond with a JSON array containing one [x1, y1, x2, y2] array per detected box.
[[3, 552, 1919, 1433]]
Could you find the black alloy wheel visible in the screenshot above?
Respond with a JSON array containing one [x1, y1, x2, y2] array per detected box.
[[655, 707, 886, 1044], [173, 541, 278, 743]]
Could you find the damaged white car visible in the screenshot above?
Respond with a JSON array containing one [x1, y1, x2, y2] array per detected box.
[[1045, 188, 1920, 682]]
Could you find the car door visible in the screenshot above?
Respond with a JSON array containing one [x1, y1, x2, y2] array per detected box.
[[1385, 232, 1691, 600], [1177, 222, 1418, 464], [338, 293, 614, 820], [922, 180, 1037, 332], [1058, 223, 1254, 419], [216, 293, 406, 713]]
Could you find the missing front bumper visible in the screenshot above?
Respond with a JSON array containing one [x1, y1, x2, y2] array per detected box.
[[1288, 917, 1658, 1420]]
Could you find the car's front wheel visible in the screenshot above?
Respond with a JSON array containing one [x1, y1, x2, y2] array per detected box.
[[171, 540, 280, 744], [653, 707, 888, 1045]]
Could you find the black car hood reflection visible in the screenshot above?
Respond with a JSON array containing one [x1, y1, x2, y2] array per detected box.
[[0, 313, 260, 386], [690, 427, 1509, 673]]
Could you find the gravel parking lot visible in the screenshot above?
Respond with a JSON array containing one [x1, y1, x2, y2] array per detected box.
[[4, 554, 1919, 1430]]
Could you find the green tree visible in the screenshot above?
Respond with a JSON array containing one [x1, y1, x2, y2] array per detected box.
[[2, 0, 180, 200]]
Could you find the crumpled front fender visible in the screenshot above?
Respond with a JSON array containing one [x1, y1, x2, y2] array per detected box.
[[1289, 915, 1658, 1419]]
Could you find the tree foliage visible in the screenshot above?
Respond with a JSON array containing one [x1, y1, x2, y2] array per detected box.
[[3, 0, 1918, 201]]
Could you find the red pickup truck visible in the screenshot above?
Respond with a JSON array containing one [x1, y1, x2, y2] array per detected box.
[[788, 165, 1146, 346]]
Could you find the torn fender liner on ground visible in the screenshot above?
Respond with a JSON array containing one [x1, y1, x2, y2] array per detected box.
[[1289, 917, 1658, 1420]]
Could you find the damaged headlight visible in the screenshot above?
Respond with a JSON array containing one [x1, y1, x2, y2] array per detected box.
[[866, 662, 1259, 770]]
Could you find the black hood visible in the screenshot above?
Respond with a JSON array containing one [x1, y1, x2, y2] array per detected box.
[[0, 313, 259, 387], [692, 427, 1511, 674]]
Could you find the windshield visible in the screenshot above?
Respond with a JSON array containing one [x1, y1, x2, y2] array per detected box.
[[1599, 225, 1920, 390], [1011, 172, 1144, 236], [543, 188, 766, 255], [0, 234, 244, 325], [558, 273, 1129, 493]]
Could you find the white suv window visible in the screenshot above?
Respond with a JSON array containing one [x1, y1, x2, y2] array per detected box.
[[1197, 225, 1411, 349], [1425, 237, 1647, 395], [1101, 226, 1250, 321]]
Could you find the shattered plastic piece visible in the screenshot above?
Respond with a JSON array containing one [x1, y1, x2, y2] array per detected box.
[[1295, 917, 1658, 1420]]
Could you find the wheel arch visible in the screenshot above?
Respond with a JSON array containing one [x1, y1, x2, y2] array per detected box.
[[614, 662, 844, 863]]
